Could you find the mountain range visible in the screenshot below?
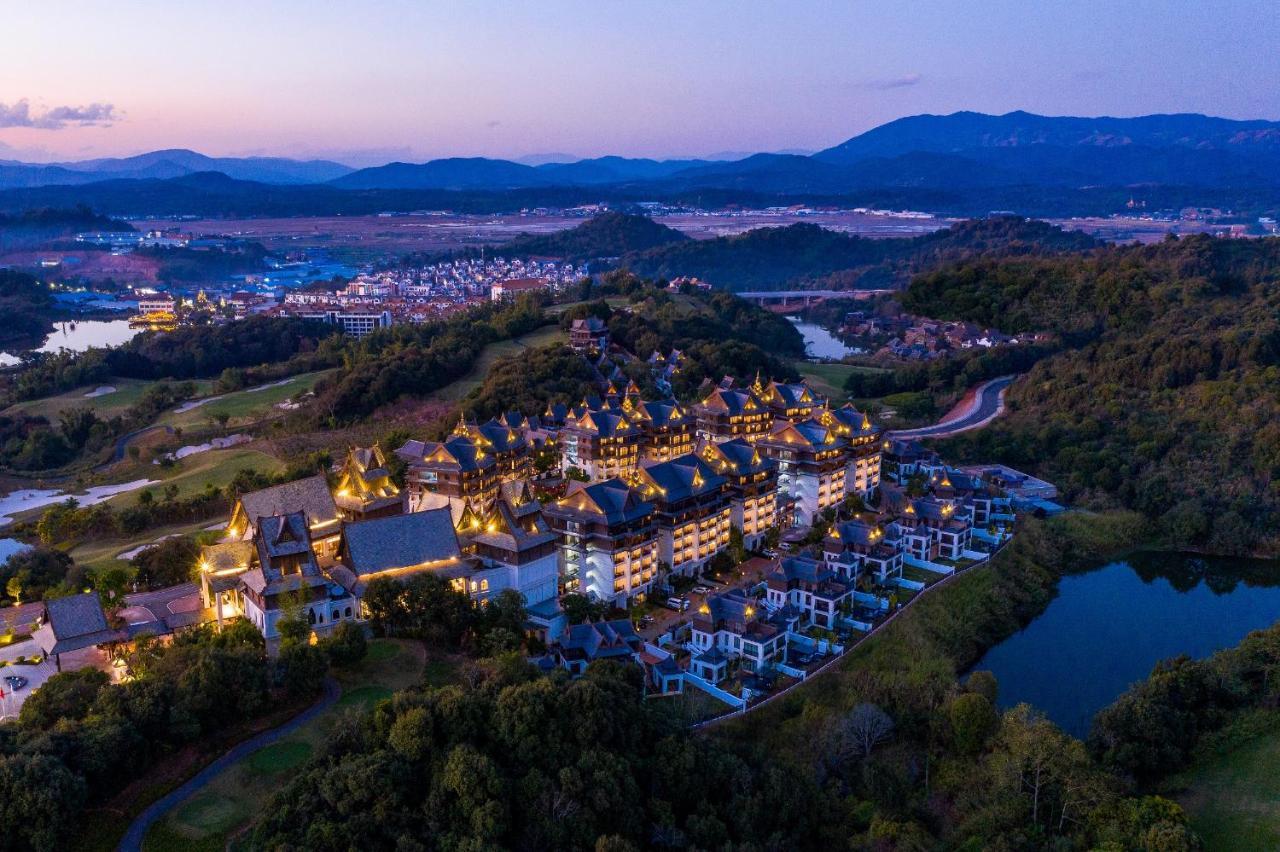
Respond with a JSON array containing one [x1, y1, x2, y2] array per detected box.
[[3, 111, 1280, 216]]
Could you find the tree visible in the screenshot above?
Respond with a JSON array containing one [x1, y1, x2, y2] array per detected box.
[[837, 702, 895, 759], [0, 547, 75, 603], [90, 563, 132, 617], [131, 536, 200, 588], [561, 593, 608, 626], [276, 642, 329, 697], [948, 692, 998, 755], [0, 754, 87, 852], [18, 668, 110, 730], [323, 620, 368, 666]]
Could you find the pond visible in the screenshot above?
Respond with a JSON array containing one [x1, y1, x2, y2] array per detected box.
[[0, 319, 142, 366], [971, 552, 1280, 738], [787, 317, 855, 360]]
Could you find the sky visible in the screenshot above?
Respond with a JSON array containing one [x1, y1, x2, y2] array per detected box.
[[2, 0, 1278, 166]]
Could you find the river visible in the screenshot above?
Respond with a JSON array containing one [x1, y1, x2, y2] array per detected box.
[[787, 317, 856, 360], [971, 552, 1280, 738]]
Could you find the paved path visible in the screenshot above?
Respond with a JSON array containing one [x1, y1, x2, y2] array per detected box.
[[118, 676, 340, 852], [890, 375, 1016, 440]]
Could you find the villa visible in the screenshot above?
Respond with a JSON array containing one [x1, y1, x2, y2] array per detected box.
[[764, 556, 854, 630], [689, 589, 787, 682]]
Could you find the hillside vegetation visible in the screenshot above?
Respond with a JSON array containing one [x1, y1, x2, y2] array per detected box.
[[907, 234, 1280, 554], [623, 215, 1099, 290]]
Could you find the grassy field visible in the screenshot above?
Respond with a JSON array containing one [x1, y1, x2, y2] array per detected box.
[[545, 297, 629, 315], [3, 378, 216, 422], [157, 371, 334, 430], [51, 448, 285, 569], [434, 325, 567, 402], [790, 360, 888, 402], [143, 639, 434, 852], [1174, 714, 1280, 851]]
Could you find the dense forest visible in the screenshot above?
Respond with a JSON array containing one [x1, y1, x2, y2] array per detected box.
[[903, 234, 1280, 555], [621, 215, 1100, 291], [0, 205, 132, 251], [0, 270, 59, 351]]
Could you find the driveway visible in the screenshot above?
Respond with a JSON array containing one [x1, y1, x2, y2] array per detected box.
[[0, 654, 57, 721], [890, 375, 1016, 439], [638, 556, 776, 642]]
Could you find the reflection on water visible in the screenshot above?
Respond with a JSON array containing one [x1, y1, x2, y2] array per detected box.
[[971, 552, 1280, 737], [787, 317, 855, 360], [0, 320, 143, 367]]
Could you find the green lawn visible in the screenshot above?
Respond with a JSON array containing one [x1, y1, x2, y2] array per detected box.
[[545, 297, 629, 315], [791, 360, 888, 402], [158, 371, 334, 430], [1174, 715, 1280, 852], [3, 378, 216, 422], [434, 325, 567, 402], [143, 639, 432, 852]]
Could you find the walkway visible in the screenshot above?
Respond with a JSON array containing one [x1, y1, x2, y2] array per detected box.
[[118, 677, 340, 852], [890, 375, 1016, 440]]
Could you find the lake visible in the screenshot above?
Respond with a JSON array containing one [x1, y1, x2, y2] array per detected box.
[[971, 552, 1280, 738], [0, 319, 142, 366], [787, 317, 855, 359]]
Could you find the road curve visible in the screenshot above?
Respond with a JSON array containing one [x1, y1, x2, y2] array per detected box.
[[889, 375, 1016, 440], [118, 677, 340, 852]]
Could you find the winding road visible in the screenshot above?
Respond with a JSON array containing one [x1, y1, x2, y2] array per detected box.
[[889, 375, 1016, 440], [118, 677, 340, 852]]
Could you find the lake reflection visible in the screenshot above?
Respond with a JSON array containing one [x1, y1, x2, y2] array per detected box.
[[971, 552, 1280, 738]]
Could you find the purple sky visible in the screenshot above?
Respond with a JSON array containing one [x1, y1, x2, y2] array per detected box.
[[3, 1, 1278, 166]]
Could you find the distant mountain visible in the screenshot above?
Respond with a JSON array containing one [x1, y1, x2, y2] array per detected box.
[[0, 149, 354, 189], [815, 111, 1280, 163], [330, 158, 552, 190], [536, 156, 722, 185]]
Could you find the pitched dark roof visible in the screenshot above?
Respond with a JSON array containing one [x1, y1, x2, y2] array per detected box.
[[34, 593, 122, 655], [341, 507, 462, 576], [236, 474, 338, 530]]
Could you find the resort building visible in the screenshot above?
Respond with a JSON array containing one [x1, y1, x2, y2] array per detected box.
[[689, 589, 787, 682], [569, 316, 610, 353], [764, 556, 854, 630], [698, 438, 779, 548], [628, 454, 731, 578], [894, 496, 974, 563], [333, 445, 405, 521], [558, 407, 643, 481], [462, 481, 560, 611], [757, 419, 848, 527], [240, 512, 359, 639], [694, 384, 771, 444], [626, 396, 696, 463], [544, 479, 659, 607], [331, 507, 481, 600], [824, 517, 905, 585], [818, 403, 884, 495], [545, 619, 644, 676], [755, 376, 819, 421], [227, 474, 343, 558], [396, 434, 499, 522]]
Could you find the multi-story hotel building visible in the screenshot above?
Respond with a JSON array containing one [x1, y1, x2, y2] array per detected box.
[[756, 377, 820, 421], [626, 396, 696, 462], [757, 419, 848, 526], [698, 438, 779, 548], [396, 434, 499, 521], [694, 384, 771, 444], [543, 479, 660, 607], [628, 454, 731, 578], [817, 403, 884, 496], [558, 408, 643, 481]]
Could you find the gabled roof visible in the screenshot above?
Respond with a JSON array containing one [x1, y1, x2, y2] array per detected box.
[[401, 435, 493, 473], [571, 316, 607, 333], [697, 386, 764, 416], [549, 479, 654, 526], [33, 593, 121, 656], [764, 418, 844, 451], [699, 437, 775, 477], [341, 507, 462, 577], [233, 474, 338, 533], [468, 491, 558, 554], [632, 454, 726, 503], [557, 619, 642, 661]]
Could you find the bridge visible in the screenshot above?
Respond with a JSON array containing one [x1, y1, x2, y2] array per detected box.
[[735, 288, 893, 309]]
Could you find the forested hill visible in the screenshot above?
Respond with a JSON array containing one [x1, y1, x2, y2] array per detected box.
[[621, 215, 1100, 291], [0, 205, 134, 251], [909, 234, 1280, 555], [498, 211, 689, 261], [0, 270, 60, 351]]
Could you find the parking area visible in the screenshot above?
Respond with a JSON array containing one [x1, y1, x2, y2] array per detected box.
[[637, 555, 779, 642], [0, 653, 57, 720]]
